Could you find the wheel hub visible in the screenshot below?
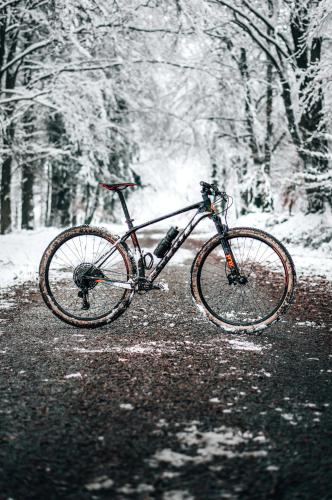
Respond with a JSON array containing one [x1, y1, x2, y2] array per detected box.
[[227, 273, 248, 285], [73, 263, 104, 290]]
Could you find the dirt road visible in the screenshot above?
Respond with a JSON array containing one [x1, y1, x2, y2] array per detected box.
[[0, 256, 331, 499]]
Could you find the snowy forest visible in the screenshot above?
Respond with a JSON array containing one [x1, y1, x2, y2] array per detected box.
[[0, 0, 331, 234]]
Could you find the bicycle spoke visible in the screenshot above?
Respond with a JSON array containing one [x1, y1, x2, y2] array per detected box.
[[46, 232, 131, 321], [198, 233, 288, 327]]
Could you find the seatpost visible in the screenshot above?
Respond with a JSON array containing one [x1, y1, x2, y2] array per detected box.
[[117, 190, 134, 229]]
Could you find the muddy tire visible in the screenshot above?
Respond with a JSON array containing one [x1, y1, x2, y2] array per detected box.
[[191, 227, 296, 334], [39, 226, 136, 328]]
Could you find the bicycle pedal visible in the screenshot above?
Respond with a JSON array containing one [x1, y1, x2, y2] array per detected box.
[[154, 281, 169, 292]]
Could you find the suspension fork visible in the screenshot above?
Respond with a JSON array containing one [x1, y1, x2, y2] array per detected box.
[[212, 214, 240, 275]]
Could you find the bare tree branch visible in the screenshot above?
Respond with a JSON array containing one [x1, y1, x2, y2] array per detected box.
[[0, 39, 52, 76], [28, 60, 124, 86], [272, 131, 287, 153], [0, 90, 49, 105], [211, 0, 289, 60], [232, 15, 282, 74], [0, 0, 21, 9], [242, 0, 293, 56]]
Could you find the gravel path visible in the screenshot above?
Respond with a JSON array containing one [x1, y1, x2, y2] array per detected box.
[[0, 257, 331, 500]]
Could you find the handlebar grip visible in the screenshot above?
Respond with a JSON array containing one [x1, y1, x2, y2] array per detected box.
[[200, 181, 212, 188]]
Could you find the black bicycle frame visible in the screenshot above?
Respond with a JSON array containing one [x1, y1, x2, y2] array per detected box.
[[94, 189, 238, 284]]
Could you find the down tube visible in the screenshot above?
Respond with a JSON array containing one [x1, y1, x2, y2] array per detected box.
[[149, 212, 210, 282]]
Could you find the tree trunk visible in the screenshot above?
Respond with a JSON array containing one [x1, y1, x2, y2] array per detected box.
[[0, 157, 11, 234], [238, 47, 273, 212], [84, 185, 99, 225], [239, 48, 259, 162], [0, 10, 19, 233], [299, 37, 329, 213], [291, 0, 329, 212], [21, 165, 34, 230], [50, 163, 71, 227], [264, 0, 273, 178]]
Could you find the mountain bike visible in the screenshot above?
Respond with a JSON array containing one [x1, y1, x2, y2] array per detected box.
[[39, 181, 296, 333]]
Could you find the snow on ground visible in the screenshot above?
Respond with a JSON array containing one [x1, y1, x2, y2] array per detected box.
[[232, 211, 332, 280], [0, 211, 331, 292], [0, 227, 60, 289], [149, 422, 268, 468]]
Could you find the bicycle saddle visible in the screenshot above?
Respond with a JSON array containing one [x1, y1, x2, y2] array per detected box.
[[99, 182, 137, 191]]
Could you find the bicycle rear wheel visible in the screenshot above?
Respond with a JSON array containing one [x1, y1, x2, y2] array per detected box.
[[39, 226, 136, 328], [191, 227, 296, 333]]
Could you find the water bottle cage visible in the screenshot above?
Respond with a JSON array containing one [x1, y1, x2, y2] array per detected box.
[[143, 252, 154, 270]]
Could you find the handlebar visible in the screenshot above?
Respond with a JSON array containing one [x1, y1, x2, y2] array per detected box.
[[200, 180, 220, 194]]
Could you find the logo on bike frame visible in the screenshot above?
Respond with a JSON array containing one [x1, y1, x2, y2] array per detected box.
[[225, 254, 235, 268]]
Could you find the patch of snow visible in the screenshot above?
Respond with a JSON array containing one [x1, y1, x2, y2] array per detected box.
[[176, 424, 268, 460], [266, 465, 279, 472], [281, 413, 297, 425], [0, 227, 60, 288], [297, 321, 323, 328], [253, 434, 267, 443], [151, 422, 269, 468], [116, 483, 154, 495], [117, 485, 135, 495], [70, 341, 177, 355], [156, 419, 168, 428], [151, 449, 194, 468], [163, 490, 194, 500], [225, 339, 264, 352], [161, 471, 181, 479], [71, 349, 108, 354], [137, 484, 155, 493], [0, 298, 16, 309], [119, 403, 134, 410], [64, 372, 82, 379], [85, 476, 114, 491]]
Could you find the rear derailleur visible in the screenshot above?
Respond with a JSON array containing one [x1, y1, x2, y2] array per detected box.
[[74, 262, 104, 310]]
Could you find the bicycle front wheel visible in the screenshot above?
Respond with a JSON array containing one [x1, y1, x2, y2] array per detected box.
[[191, 227, 296, 333], [39, 226, 136, 328]]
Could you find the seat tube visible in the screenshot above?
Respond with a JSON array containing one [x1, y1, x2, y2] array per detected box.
[[117, 191, 140, 246]]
